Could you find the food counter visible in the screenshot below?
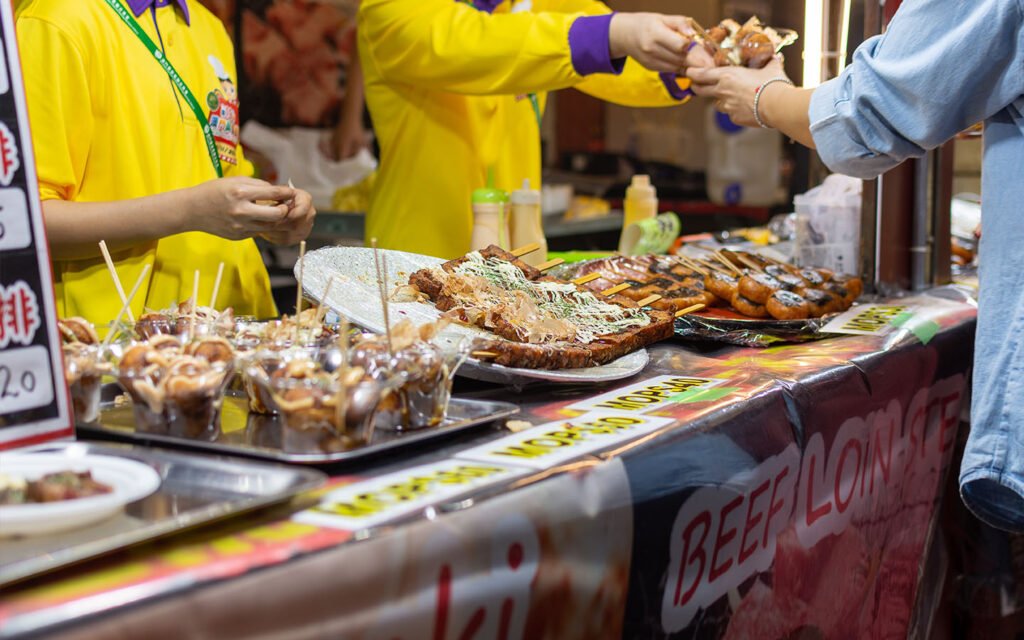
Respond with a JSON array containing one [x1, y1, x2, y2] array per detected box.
[[0, 286, 976, 639]]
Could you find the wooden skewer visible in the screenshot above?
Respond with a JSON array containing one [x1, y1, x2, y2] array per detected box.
[[732, 251, 766, 274], [636, 294, 662, 307], [370, 238, 393, 358], [315, 276, 336, 325], [209, 262, 225, 310], [98, 240, 135, 323], [293, 240, 307, 343], [472, 350, 499, 359], [715, 250, 745, 276], [536, 258, 565, 272], [696, 258, 733, 276], [601, 283, 631, 297], [676, 255, 708, 277], [101, 264, 151, 350], [571, 272, 601, 286], [189, 270, 200, 341], [674, 303, 706, 318], [510, 242, 541, 258]]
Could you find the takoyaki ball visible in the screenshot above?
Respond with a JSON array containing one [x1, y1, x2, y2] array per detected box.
[[766, 290, 811, 320], [705, 271, 739, 301], [823, 282, 856, 310], [797, 268, 825, 287], [184, 336, 234, 366], [707, 25, 729, 45], [740, 33, 775, 68], [738, 272, 783, 304], [831, 274, 864, 301], [775, 273, 805, 292], [802, 289, 838, 316], [731, 292, 770, 318]]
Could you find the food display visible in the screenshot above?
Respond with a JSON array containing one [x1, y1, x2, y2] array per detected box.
[[0, 471, 113, 505], [568, 250, 862, 322], [57, 317, 113, 424], [408, 245, 676, 370], [134, 299, 237, 340], [690, 16, 798, 68]]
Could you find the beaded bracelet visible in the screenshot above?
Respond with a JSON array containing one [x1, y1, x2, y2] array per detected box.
[[753, 77, 794, 129]]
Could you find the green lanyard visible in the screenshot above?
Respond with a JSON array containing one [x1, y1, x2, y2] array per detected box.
[[101, 0, 223, 177]]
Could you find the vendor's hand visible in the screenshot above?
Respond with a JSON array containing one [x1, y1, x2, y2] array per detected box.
[[329, 117, 371, 161], [687, 57, 788, 127], [260, 188, 317, 246], [188, 177, 295, 241], [609, 13, 696, 73]]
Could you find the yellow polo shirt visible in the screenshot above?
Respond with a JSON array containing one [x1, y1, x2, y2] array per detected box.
[[16, 0, 277, 325]]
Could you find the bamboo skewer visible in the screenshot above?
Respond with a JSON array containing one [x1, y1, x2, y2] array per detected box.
[[471, 350, 499, 359], [714, 250, 745, 276], [98, 240, 135, 323], [510, 242, 541, 258], [315, 276, 336, 325], [370, 238, 393, 358], [696, 258, 733, 276], [636, 294, 662, 307], [535, 258, 565, 272], [674, 303, 706, 318], [571, 272, 601, 286], [675, 255, 708, 277], [189, 270, 200, 341], [601, 283, 631, 297], [209, 262, 225, 310], [101, 264, 151, 350], [731, 251, 766, 274], [294, 240, 307, 341], [335, 314, 349, 430]]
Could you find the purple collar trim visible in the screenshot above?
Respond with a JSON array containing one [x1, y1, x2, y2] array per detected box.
[[465, 0, 502, 14], [126, 0, 190, 26]]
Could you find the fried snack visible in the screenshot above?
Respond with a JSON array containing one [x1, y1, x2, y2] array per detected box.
[[57, 317, 112, 424], [766, 290, 811, 320], [135, 299, 236, 340], [738, 273, 783, 304], [731, 292, 770, 318], [691, 16, 797, 68]]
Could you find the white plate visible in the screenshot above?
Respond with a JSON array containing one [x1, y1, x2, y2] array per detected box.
[[0, 451, 162, 537], [297, 246, 649, 384]]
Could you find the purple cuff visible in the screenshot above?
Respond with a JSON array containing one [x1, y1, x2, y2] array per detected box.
[[568, 14, 625, 76], [659, 72, 694, 101]]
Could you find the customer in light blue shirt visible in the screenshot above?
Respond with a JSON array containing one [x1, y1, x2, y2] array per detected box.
[[683, 0, 1024, 531]]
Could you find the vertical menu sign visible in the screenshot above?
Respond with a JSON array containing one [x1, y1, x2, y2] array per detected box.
[[0, 1, 72, 447]]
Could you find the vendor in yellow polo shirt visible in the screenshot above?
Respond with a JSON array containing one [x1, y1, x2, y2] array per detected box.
[[358, 1, 706, 258], [16, 0, 316, 326]]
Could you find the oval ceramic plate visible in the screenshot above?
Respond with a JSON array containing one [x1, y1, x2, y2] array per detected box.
[[0, 452, 162, 537], [297, 247, 649, 384]]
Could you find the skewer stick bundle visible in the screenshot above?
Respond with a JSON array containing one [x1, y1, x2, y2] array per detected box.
[[100, 264, 151, 350], [98, 240, 135, 323], [714, 250, 744, 276], [370, 238, 394, 358], [696, 258, 733, 276], [732, 252, 766, 274], [675, 255, 708, 277]]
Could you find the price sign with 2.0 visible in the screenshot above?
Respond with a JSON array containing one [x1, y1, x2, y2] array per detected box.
[[0, 346, 53, 414]]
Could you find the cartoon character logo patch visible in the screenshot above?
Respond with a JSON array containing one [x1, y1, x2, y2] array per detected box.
[[206, 55, 240, 166]]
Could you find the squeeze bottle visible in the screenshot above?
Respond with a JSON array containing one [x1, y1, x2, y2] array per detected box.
[[619, 175, 658, 252], [470, 168, 510, 250], [509, 179, 547, 266]]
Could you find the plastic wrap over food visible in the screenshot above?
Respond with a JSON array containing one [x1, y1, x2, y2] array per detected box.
[[672, 312, 834, 347]]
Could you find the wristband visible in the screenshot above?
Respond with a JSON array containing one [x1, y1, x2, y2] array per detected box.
[[753, 77, 794, 129]]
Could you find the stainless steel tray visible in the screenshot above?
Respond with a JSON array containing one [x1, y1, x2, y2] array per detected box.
[[79, 387, 519, 465], [0, 441, 325, 588]]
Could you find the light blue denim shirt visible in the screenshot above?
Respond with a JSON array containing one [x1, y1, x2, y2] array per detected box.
[[808, 0, 1024, 531]]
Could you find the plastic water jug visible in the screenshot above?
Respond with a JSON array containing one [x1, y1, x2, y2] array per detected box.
[[704, 106, 783, 207]]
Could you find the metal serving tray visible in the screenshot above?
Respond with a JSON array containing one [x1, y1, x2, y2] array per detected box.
[[79, 386, 519, 465], [0, 441, 325, 588]]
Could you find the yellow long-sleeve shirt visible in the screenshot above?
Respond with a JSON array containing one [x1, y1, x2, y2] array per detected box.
[[358, 0, 692, 259], [16, 0, 277, 325]]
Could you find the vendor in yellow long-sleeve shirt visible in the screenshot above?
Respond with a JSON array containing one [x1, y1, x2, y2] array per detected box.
[[16, 0, 317, 327], [358, 0, 705, 258]]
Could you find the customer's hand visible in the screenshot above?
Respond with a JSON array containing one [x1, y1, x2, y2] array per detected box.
[[260, 188, 317, 246], [687, 57, 788, 127], [187, 177, 295, 241], [609, 13, 698, 73]]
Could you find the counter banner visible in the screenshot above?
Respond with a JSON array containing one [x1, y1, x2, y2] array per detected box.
[[0, 3, 72, 446], [621, 331, 972, 639]]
